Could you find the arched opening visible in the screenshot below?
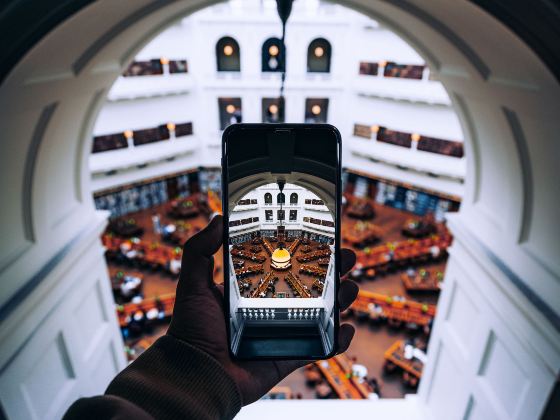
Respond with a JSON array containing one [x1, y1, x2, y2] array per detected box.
[[290, 193, 298, 205], [307, 37, 331, 73], [216, 36, 240, 71], [277, 192, 285, 204], [1, 0, 558, 419], [262, 37, 284, 72], [264, 192, 273, 204]]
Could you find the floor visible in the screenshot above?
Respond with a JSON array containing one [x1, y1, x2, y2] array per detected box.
[[106, 199, 446, 399]]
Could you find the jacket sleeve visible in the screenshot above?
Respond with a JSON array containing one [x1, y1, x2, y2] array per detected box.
[[63, 335, 242, 420]]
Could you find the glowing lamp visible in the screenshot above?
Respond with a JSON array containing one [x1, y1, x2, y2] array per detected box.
[[224, 45, 234, 56]]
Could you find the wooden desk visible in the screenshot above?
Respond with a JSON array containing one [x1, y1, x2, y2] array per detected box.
[[384, 340, 423, 384], [401, 268, 442, 292], [117, 293, 175, 327], [250, 272, 274, 298], [315, 354, 370, 399], [351, 290, 436, 326], [299, 264, 327, 277], [285, 271, 311, 298]]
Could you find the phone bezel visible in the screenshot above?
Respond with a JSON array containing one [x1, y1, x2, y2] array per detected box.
[[221, 123, 342, 361]]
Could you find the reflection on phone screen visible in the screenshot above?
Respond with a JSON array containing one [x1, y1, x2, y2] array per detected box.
[[225, 126, 339, 359]]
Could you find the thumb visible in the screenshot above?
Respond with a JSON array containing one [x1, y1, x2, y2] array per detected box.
[[179, 215, 223, 292]]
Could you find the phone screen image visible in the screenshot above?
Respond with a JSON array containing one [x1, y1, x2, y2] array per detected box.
[[223, 124, 341, 359]]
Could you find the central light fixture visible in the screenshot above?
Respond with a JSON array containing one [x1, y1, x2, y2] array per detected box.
[[271, 247, 291, 270], [314, 46, 324, 57], [269, 45, 279, 56], [167, 122, 176, 131], [124, 130, 133, 139], [411, 133, 421, 142], [269, 104, 279, 114], [224, 45, 234, 56], [311, 104, 321, 115], [226, 104, 236, 114]]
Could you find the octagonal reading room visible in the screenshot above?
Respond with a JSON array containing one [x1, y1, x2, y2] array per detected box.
[[1, 1, 559, 420]]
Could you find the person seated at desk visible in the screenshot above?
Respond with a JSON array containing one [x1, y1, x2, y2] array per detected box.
[[168, 258, 182, 275]]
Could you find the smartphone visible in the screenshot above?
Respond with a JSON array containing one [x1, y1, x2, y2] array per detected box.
[[222, 123, 341, 360]]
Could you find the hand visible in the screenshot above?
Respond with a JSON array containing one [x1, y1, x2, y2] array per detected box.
[[168, 215, 358, 405]]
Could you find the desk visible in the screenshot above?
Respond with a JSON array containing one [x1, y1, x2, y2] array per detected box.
[[351, 290, 436, 327], [250, 272, 275, 298], [315, 354, 370, 399], [285, 271, 311, 298], [384, 340, 423, 387], [401, 268, 442, 292], [117, 293, 175, 327]]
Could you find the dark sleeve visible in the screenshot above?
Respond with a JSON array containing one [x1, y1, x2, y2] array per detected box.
[[64, 335, 242, 420]]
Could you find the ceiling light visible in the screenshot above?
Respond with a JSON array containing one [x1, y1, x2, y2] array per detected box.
[[314, 47, 324, 57], [311, 105, 321, 115], [124, 130, 133, 138], [226, 104, 236, 114], [269, 45, 279, 56], [224, 45, 234, 56], [269, 104, 279, 114]]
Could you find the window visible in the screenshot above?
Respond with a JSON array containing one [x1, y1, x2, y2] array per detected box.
[[265, 210, 273, 221], [169, 59, 188, 74], [218, 98, 242, 130], [289, 210, 297, 221], [307, 38, 331, 73], [305, 98, 329, 123], [383, 62, 424, 79], [376, 126, 412, 148], [262, 97, 285, 123], [216, 36, 240, 72], [277, 193, 285, 204], [133, 125, 170, 146], [92, 132, 128, 153], [359, 61, 378, 76], [277, 210, 285, 220], [262, 37, 284, 72], [353, 124, 372, 139], [290, 193, 298, 204], [264, 193, 272, 204], [417, 136, 464, 158], [123, 59, 163, 77], [174, 122, 193, 137]]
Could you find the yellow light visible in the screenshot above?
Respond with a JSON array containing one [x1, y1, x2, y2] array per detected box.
[[269, 104, 279, 114], [224, 45, 234, 56], [370, 125, 380, 133], [269, 45, 279, 56], [167, 122, 176, 131], [411, 133, 421, 142], [226, 104, 236, 114], [124, 130, 133, 139], [379, 60, 387, 67], [311, 105, 321, 115], [314, 46, 324, 58], [160, 57, 169, 65]]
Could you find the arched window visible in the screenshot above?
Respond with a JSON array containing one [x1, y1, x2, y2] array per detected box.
[[264, 193, 272, 204], [307, 38, 331, 73], [290, 192, 298, 204], [262, 37, 284, 72], [277, 193, 285, 204], [216, 36, 240, 72]]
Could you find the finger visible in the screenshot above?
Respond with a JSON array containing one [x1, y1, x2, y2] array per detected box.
[[338, 279, 358, 311], [340, 248, 356, 276], [179, 215, 223, 290], [337, 323, 355, 354]]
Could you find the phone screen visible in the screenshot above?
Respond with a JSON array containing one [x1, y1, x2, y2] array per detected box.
[[222, 124, 341, 359]]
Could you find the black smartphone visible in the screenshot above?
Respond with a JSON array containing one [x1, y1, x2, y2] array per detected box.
[[222, 123, 342, 360]]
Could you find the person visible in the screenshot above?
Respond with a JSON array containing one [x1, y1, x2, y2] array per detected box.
[[63, 215, 358, 419]]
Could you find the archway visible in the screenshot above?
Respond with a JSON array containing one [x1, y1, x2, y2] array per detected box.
[[0, 1, 558, 419]]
